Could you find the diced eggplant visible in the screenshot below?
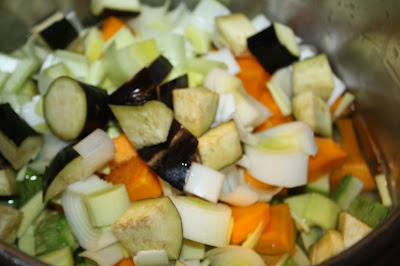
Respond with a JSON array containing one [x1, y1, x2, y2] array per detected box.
[[159, 74, 188, 109], [43, 145, 83, 202], [91, 0, 140, 16], [109, 56, 173, 106], [109, 101, 174, 149], [197, 120, 242, 171], [0, 154, 17, 196], [30, 11, 79, 50], [0, 204, 23, 244], [138, 120, 198, 191], [0, 103, 43, 170], [247, 22, 300, 73], [148, 56, 173, 85], [109, 68, 157, 106], [43, 76, 110, 141], [172, 87, 219, 137]]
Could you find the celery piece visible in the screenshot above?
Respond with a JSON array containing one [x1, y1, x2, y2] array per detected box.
[[54, 50, 89, 80], [0, 71, 10, 91], [84, 27, 104, 63], [84, 184, 130, 227], [85, 60, 105, 86], [303, 193, 341, 230], [184, 26, 211, 55], [2, 58, 40, 93], [17, 191, 46, 237], [184, 57, 226, 74], [375, 173, 393, 207]]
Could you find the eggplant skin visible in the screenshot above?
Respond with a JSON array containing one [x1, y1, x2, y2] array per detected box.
[[247, 26, 299, 73], [0, 153, 10, 170], [148, 56, 173, 85], [40, 18, 78, 49], [159, 75, 188, 109], [79, 83, 111, 138], [109, 68, 158, 106], [42, 144, 80, 200], [138, 120, 198, 191], [0, 103, 39, 146]]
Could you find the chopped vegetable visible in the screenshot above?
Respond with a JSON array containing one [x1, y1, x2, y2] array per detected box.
[[255, 203, 296, 255], [102, 16, 128, 41], [230, 202, 270, 245]]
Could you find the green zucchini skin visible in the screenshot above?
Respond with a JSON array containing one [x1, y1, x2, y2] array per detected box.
[[0, 103, 39, 146], [138, 120, 198, 191], [40, 18, 78, 49], [247, 26, 299, 73], [43, 145, 80, 200], [109, 68, 158, 106], [159, 74, 188, 109], [148, 55, 173, 85]]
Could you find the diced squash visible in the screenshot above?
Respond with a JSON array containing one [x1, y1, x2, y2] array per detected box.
[[230, 202, 270, 245], [255, 203, 296, 255]]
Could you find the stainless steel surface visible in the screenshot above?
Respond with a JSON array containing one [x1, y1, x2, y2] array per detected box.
[[0, 0, 399, 264]]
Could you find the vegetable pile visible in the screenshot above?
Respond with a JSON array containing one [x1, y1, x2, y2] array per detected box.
[[0, 0, 393, 265]]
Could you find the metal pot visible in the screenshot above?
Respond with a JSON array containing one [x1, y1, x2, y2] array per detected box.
[[1, 0, 399, 265]]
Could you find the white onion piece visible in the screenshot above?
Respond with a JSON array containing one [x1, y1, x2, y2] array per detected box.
[[205, 246, 265, 266], [328, 74, 347, 106], [73, 129, 115, 177], [189, 0, 230, 34], [181, 260, 201, 266], [232, 114, 258, 146], [251, 14, 271, 32], [211, 93, 236, 128], [219, 165, 258, 207], [22, 95, 45, 128], [28, 134, 71, 174], [80, 242, 127, 266], [266, 66, 293, 116], [0, 53, 20, 73], [184, 162, 225, 203], [62, 175, 118, 251], [134, 250, 169, 266], [169, 195, 231, 247], [254, 121, 318, 156], [241, 220, 265, 249], [203, 48, 241, 75], [239, 147, 309, 188], [299, 44, 318, 61]]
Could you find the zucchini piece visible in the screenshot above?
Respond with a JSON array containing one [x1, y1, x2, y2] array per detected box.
[[375, 173, 392, 207], [17, 168, 44, 206], [303, 193, 341, 230], [0, 155, 17, 196], [292, 54, 334, 101], [83, 184, 130, 227], [292, 91, 332, 137], [300, 227, 322, 252], [0, 204, 23, 244], [247, 22, 299, 73], [309, 230, 344, 265], [109, 100, 174, 149], [173, 87, 219, 137], [305, 174, 330, 196], [197, 120, 242, 171], [180, 239, 205, 261], [43, 76, 109, 140], [17, 191, 46, 238], [91, 0, 140, 16], [0, 103, 43, 170], [112, 196, 183, 260], [216, 13, 257, 56], [138, 120, 198, 191], [338, 212, 372, 249], [331, 175, 364, 210], [43, 145, 83, 202], [205, 246, 265, 266], [134, 250, 170, 266], [34, 213, 79, 256], [159, 74, 188, 109], [266, 66, 292, 116], [37, 246, 73, 266], [30, 11, 79, 50], [347, 195, 389, 228]]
